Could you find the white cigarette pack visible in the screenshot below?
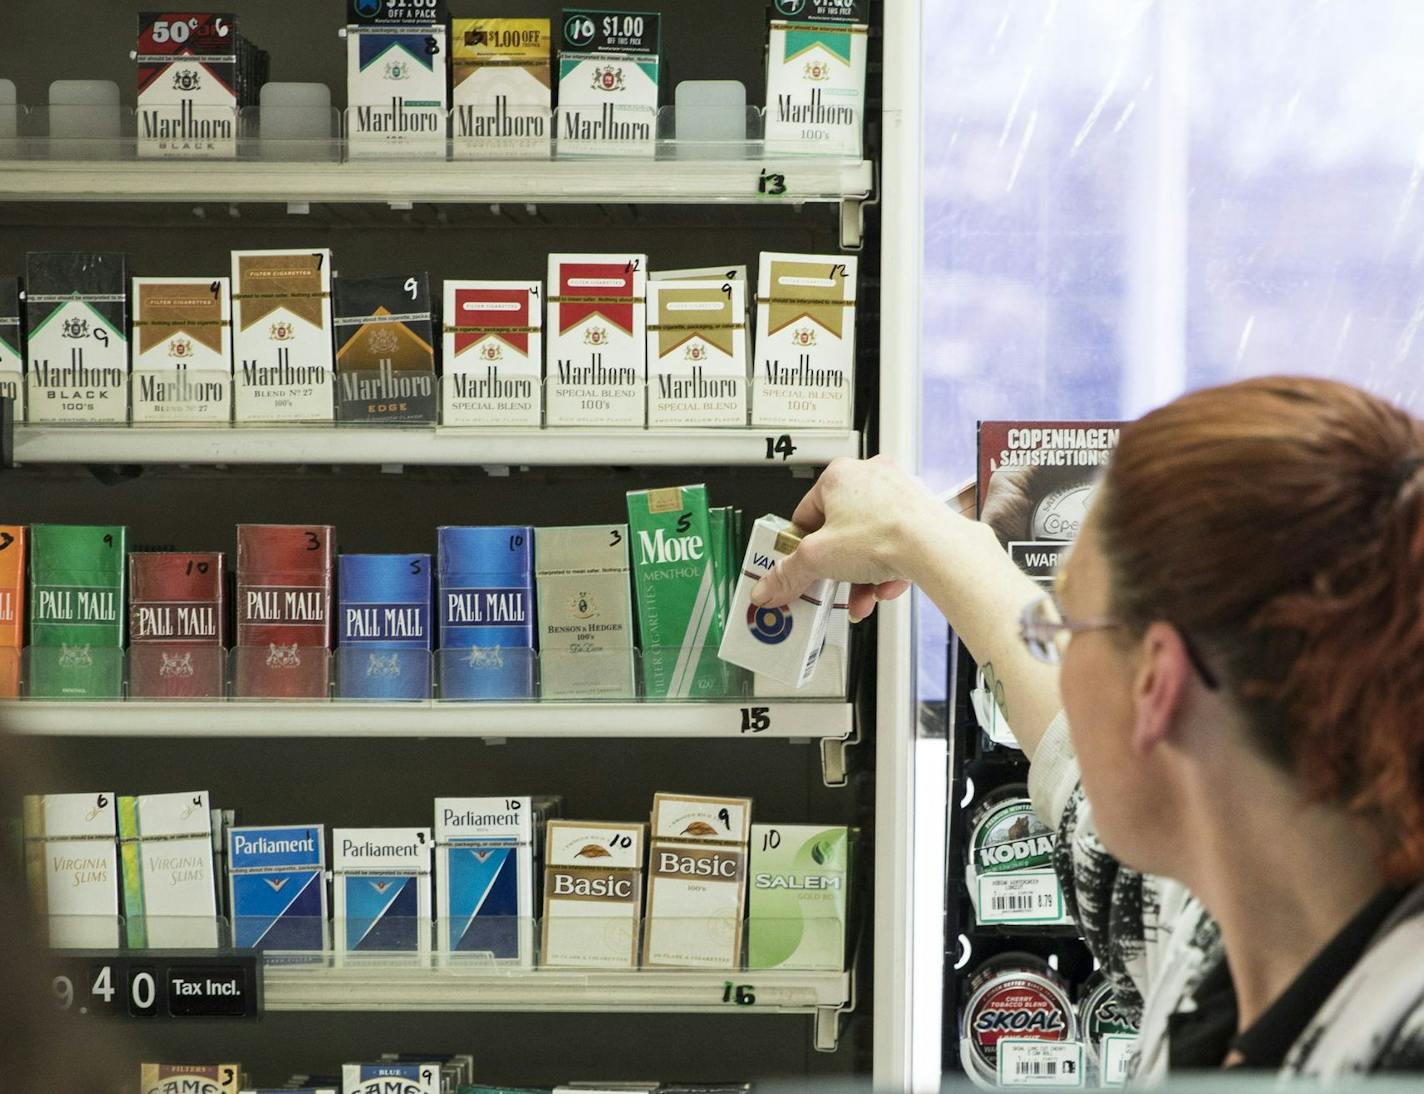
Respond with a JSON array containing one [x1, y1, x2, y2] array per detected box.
[[756, 580, 849, 697], [441, 280, 542, 427], [131, 276, 232, 423], [764, 1, 867, 156], [23, 791, 120, 948], [646, 279, 747, 428], [546, 253, 647, 427], [119, 790, 219, 949], [434, 797, 535, 965], [231, 249, 334, 423], [452, 19, 551, 159], [541, 820, 645, 968], [346, 25, 448, 158], [556, 10, 660, 158], [332, 827, 432, 955]]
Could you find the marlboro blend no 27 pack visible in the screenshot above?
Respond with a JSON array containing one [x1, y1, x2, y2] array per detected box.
[[131, 276, 232, 423], [231, 249, 334, 423]]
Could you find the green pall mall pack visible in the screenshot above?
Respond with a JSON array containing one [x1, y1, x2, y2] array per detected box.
[[748, 823, 848, 971], [626, 484, 728, 698], [29, 523, 127, 698]]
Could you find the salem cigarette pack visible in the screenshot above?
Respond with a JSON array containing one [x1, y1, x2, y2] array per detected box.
[[23, 791, 120, 948], [29, 523, 126, 699], [119, 790, 219, 949], [0, 275, 24, 419], [453, 19, 552, 159], [764, 0, 867, 156], [333, 272, 437, 424], [747, 823, 847, 971], [436, 525, 535, 700], [534, 523, 635, 698], [646, 279, 747, 427], [235, 524, 335, 698], [131, 277, 232, 423], [546, 253, 647, 427], [441, 280, 542, 427], [337, 553, 432, 700], [141, 1063, 241, 1094], [128, 551, 226, 699], [0, 525, 24, 697], [231, 249, 334, 423], [228, 824, 327, 951], [24, 252, 130, 424], [434, 797, 535, 964], [541, 819, 645, 968], [557, 9, 660, 156], [332, 827, 432, 954], [346, 25, 448, 158]]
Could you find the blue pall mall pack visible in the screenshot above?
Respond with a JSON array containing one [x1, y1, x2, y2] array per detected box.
[[436, 526, 535, 699], [337, 553, 433, 700]]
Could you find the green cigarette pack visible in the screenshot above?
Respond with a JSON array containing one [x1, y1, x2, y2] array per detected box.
[[29, 524, 127, 698], [748, 823, 848, 971]]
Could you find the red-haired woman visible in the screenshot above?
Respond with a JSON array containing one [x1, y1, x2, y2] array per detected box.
[[754, 377, 1424, 1077]]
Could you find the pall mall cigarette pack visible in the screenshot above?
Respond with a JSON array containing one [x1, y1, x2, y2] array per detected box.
[[235, 524, 335, 698], [0, 275, 25, 420], [453, 19, 552, 158], [346, 24, 448, 158], [23, 791, 120, 948], [534, 523, 635, 698], [557, 9, 660, 157], [646, 279, 748, 427], [0, 525, 24, 697], [29, 523, 127, 699], [337, 553, 432, 701], [131, 277, 232, 423], [441, 281, 542, 427], [228, 824, 327, 952], [141, 1063, 241, 1094], [747, 823, 847, 971], [333, 272, 437, 424], [231, 249, 334, 423], [436, 525, 535, 700], [24, 252, 130, 424], [343, 1063, 442, 1094], [546, 253, 647, 427], [119, 790, 219, 949], [128, 551, 226, 699], [332, 827, 432, 955], [434, 797, 535, 965], [541, 819, 645, 968]]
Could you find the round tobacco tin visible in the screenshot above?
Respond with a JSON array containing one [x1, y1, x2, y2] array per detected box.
[[1031, 481, 1095, 540], [968, 784, 1056, 878], [962, 953, 1077, 1086], [1078, 972, 1139, 1064]]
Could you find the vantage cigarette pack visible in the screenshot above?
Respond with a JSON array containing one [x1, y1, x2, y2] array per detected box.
[[29, 523, 126, 699], [141, 1063, 241, 1094], [23, 791, 120, 949], [24, 252, 130, 424], [131, 277, 232, 423], [534, 523, 634, 699], [434, 797, 535, 964], [346, 25, 448, 158], [128, 551, 226, 699], [441, 281, 542, 427], [333, 272, 436, 424], [751, 252, 856, 429], [337, 553, 432, 701], [332, 827, 432, 954], [756, 580, 848, 698], [0, 275, 24, 419], [436, 525, 535, 700], [343, 1063, 441, 1094], [235, 524, 335, 699], [231, 249, 334, 423], [541, 819, 645, 968], [453, 19, 552, 158], [764, 0, 867, 156], [0, 525, 24, 698], [119, 790, 219, 949], [646, 279, 747, 427], [547, 253, 646, 427], [747, 823, 847, 971], [557, 9, 660, 156], [228, 824, 327, 951]]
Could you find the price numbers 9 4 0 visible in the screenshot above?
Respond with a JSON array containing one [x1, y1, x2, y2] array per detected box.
[[51, 962, 158, 1018]]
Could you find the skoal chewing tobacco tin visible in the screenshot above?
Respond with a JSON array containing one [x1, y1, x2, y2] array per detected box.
[[962, 952, 1077, 1087]]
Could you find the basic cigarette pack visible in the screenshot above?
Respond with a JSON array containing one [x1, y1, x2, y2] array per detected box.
[[343, 1063, 442, 1094], [231, 249, 334, 423], [541, 819, 645, 968], [534, 523, 635, 699], [435, 797, 535, 964], [644, 793, 752, 968], [0, 275, 24, 419], [346, 25, 448, 158], [128, 551, 226, 699], [22, 791, 120, 948], [333, 272, 437, 424], [228, 823, 327, 951], [764, 0, 867, 156], [646, 279, 748, 427], [452, 19, 552, 158], [747, 823, 847, 970], [441, 281, 542, 427], [29, 523, 127, 699], [24, 252, 130, 424], [141, 1063, 241, 1094], [235, 524, 335, 698], [119, 790, 219, 949], [751, 252, 857, 429], [0, 525, 25, 697], [436, 525, 535, 700], [557, 9, 660, 156], [546, 253, 647, 427], [337, 553, 432, 701], [719, 515, 834, 689], [332, 827, 432, 954], [131, 277, 232, 423]]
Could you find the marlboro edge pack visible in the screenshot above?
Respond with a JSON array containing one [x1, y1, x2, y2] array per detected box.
[[333, 272, 437, 424]]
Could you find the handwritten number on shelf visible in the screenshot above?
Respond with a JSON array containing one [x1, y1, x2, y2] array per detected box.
[[764, 435, 797, 461], [722, 981, 758, 1005], [758, 170, 788, 197], [740, 706, 772, 734]]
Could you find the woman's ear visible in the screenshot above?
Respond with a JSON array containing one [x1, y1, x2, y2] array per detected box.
[[1131, 621, 1191, 755]]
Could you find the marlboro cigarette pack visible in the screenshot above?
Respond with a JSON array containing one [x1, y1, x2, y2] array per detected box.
[[534, 523, 634, 698], [231, 249, 334, 423], [751, 251, 857, 429], [24, 252, 130, 424], [119, 790, 219, 949], [651, 263, 751, 368], [0, 525, 24, 698], [764, 0, 867, 156], [0, 275, 24, 420], [546, 253, 647, 427], [131, 277, 232, 423], [747, 823, 847, 971], [646, 279, 748, 427], [434, 797, 535, 964], [334, 272, 436, 424], [141, 1064, 241, 1094], [557, 9, 660, 157], [345, 0, 448, 26], [337, 553, 432, 701], [441, 281, 542, 427], [452, 19, 552, 158], [436, 525, 535, 700], [23, 791, 120, 949], [346, 25, 448, 157], [343, 1064, 441, 1094], [228, 824, 327, 951], [541, 819, 645, 968], [29, 523, 127, 699], [332, 827, 432, 954], [644, 793, 752, 968], [128, 551, 226, 699], [235, 524, 335, 699]]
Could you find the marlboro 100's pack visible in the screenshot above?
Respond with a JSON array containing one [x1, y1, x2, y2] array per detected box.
[[332, 827, 432, 955], [0, 275, 24, 419], [0, 526, 24, 697], [24, 252, 130, 424], [29, 523, 127, 699], [235, 524, 334, 698], [228, 823, 327, 951], [547, 253, 646, 427], [140, 1063, 241, 1094], [337, 553, 432, 701], [437, 526, 535, 700], [752, 251, 857, 430], [434, 797, 535, 965], [346, 24, 448, 157], [231, 249, 334, 423], [764, 0, 867, 156], [23, 791, 121, 949], [747, 823, 848, 971], [441, 281, 542, 427], [646, 278, 748, 427], [541, 819, 645, 968], [128, 551, 226, 699], [557, 9, 660, 156], [333, 272, 437, 423], [131, 277, 232, 423], [119, 790, 219, 949], [534, 523, 635, 699], [453, 19, 552, 158]]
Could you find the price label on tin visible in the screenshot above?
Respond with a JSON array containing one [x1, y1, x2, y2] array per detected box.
[[998, 1039, 1085, 1087], [978, 872, 1065, 924], [1100, 1034, 1137, 1086]]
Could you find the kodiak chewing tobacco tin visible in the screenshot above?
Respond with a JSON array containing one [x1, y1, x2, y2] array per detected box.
[[442, 280, 542, 427], [333, 272, 437, 423], [131, 276, 232, 423], [231, 249, 334, 423], [24, 252, 130, 424]]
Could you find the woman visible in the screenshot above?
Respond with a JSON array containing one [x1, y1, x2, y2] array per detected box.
[[752, 376, 1424, 1078]]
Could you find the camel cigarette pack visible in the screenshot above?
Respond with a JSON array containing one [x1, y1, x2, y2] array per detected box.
[[128, 551, 226, 699], [644, 793, 751, 968], [436, 525, 535, 700], [441, 281, 542, 427], [646, 279, 747, 427], [132, 277, 232, 423], [24, 252, 130, 424], [751, 252, 856, 429], [347, 25, 448, 158], [228, 824, 327, 951], [0, 525, 25, 697], [119, 790, 219, 949], [747, 823, 847, 971], [435, 797, 534, 964], [142, 1063, 241, 1094], [534, 524, 634, 698], [333, 827, 432, 954], [29, 523, 126, 699], [231, 249, 334, 423], [23, 791, 120, 948], [343, 1063, 441, 1094], [541, 819, 645, 968], [453, 19, 552, 159], [337, 553, 432, 700], [557, 9, 659, 156], [235, 524, 335, 698], [765, 0, 867, 156], [547, 253, 646, 427], [0, 275, 24, 419], [334, 272, 436, 423]]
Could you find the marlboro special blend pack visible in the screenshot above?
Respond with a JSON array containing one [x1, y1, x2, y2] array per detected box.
[[626, 484, 727, 698], [333, 272, 437, 423], [29, 523, 127, 699], [436, 525, 535, 700], [23, 791, 120, 949], [0, 275, 24, 419], [547, 253, 646, 427], [441, 280, 542, 427], [541, 819, 645, 968], [141, 1063, 241, 1094], [231, 249, 334, 423], [557, 9, 660, 156], [644, 793, 752, 969], [128, 551, 226, 699], [534, 523, 634, 698], [346, 23, 448, 158], [0, 526, 24, 698], [131, 277, 232, 423], [332, 827, 432, 955], [646, 279, 748, 427], [748, 824, 847, 971], [751, 251, 857, 430], [24, 252, 130, 424], [435, 797, 534, 965], [337, 553, 432, 701], [235, 524, 335, 699], [119, 790, 219, 949], [452, 19, 552, 159], [764, 0, 868, 156], [228, 823, 327, 951]]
